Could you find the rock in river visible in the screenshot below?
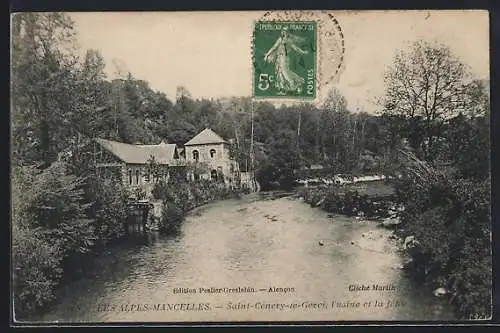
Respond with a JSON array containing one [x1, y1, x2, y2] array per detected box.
[[433, 287, 447, 297], [382, 217, 401, 227]]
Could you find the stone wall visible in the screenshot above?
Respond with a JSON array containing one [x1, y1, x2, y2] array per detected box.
[[184, 143, 238, 183]]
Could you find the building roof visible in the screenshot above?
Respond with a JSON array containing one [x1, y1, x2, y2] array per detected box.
[[95, 138, 178, 165], [184, 128, 227, 146]]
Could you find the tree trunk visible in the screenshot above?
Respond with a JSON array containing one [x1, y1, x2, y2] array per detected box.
[[297, 109, 302, 166], [315, 115, 321, 162], [39, 88, 54, 168]]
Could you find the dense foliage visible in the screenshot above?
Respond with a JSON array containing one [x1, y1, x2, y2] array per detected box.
[[153, 179, 239, 233], [298, 182, 396, 218], [393, 153, 491, 318], [85, 176, 129, 244], [379, 40, 490, 318], [11, 161, 131, 318], [12, 224, 63, 317]]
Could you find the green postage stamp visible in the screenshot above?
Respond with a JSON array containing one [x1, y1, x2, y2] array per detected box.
[[253, 21, 317, 99]]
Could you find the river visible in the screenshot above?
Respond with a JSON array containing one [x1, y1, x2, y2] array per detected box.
[[27, 192, 455, 323]]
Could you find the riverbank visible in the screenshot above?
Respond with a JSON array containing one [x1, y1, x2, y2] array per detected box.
[[295, 181, 449, 296], [12, 162, 248, 321], [295, 175, 491, 320], [12, 163, 131, 320], [296, 180, 399, 220]]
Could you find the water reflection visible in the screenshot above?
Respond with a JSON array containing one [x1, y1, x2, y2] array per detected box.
[[28, 192, 455, 323]]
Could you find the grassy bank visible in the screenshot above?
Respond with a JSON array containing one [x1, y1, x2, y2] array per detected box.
[[297, 180, 397, 219], [392, 161, 491, 319]]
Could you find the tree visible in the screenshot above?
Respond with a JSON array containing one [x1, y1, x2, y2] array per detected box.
[[144, 155, 164, 182], [12, 222, 63, 317], [381, 40, 473, 159], [26, 162, 96, 257], [256, 129, 300, 190], [319, 89, 350, 169], [86, 175, 129, 243], [11, 13, 80, 167], [75, 49, 109, 136], [444, 113, 490, 179]]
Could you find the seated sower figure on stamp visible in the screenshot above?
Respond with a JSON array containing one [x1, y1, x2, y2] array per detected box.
[[264, 27, 309, 95]]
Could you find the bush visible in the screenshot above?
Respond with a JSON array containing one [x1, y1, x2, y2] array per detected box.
[[12, 165, 61, 318], [152, 179, 169, 200], [160, 201, 184, 233], [12, 224, 63, 318], [11, 162, 101, 318], [300, 185, 393, 218], [153, 179, 243, 233], [447, 178, 491, 317], [86, 176, 129, 243], [26, 162, 97, 259], [241, 186, 251, 195], [395, 155, 491, 318]]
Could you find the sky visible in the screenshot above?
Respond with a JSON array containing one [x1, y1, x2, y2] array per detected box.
[[69, 10, 489, 113]]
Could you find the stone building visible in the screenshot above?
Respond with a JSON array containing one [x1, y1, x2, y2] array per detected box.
[[93, 138, 183, 198], [93, 128, 245, 196], [183, 128, 241, 187]]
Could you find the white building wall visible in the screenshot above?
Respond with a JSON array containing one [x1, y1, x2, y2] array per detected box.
[[184, 143, 235, 181], [123, 164, 170, 198]]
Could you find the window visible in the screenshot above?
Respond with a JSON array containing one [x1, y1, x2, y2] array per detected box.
[[193, 150, 199, 161], [135, 170, 140, 184], [128, 170, 132, 185], [217, 167, 224, 182], [210, 149, 216, 158]]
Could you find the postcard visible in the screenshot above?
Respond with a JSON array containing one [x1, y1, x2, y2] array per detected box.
[[10, 10, 491, 324]]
